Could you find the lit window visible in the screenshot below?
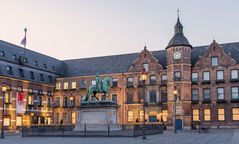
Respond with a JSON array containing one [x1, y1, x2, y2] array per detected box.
[[56, 83, 61, 90], [232, 87, 239, 100], [232, 108, 239, 121], [162, 110, 168, 122], [218, 108, 225, 121], [231, 70, 238, 79], [143, 63, 149, 71], [4, 117, 10, 126], [211, 57, 218, 66], [16, 116, 22, 126], [192, 89, 199, 101], [27, 95, 33, 105], [72, 112, 76, 124], [216, 70, 224, 80], [64, 82, 69, 90], [193, 109, 199, 121], [71, 82, 76, 89], [203, 71, 210, 81], [217, 88, 224, 100], [192, 73, 198, 82], [204, 109, 211, 121], [5, 91, 12, 104], [127, 111, 134, 122], [139, 110, 144, 122]]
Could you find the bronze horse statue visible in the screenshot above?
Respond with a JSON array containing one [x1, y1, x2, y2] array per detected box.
[[82, 75, 112, 102]]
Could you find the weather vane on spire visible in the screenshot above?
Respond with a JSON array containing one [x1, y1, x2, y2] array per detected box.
[[20, 27, 27, 48]]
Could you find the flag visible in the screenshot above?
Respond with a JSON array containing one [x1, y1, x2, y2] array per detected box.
[[16, 92, 25, 114], [20, 36, 26, 47]]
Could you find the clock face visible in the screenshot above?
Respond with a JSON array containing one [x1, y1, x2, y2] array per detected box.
[[174, 52, 182, 60]]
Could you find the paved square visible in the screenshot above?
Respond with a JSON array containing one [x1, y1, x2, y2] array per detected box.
[[1, 129, 238, 144]]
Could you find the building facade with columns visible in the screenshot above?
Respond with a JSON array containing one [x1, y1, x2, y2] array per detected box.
[[1, 16, 239, 130]]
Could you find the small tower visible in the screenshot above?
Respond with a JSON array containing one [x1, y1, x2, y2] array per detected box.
[[166, 13, 192, 130]]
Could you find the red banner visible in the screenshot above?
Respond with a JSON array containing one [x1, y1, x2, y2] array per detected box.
[[17, 92, 24, 103]]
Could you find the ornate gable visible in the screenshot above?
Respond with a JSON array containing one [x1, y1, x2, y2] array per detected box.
[[195, 40, 236, 68], [128, 46, 163, 72]]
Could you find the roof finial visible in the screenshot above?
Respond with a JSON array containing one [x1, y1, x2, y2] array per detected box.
[[144, 43, 147, 50], [177, 8, 180, 19]]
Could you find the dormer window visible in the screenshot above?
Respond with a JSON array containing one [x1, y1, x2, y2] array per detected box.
[[211, 56, 218, 66], [13, 55, 17, 60], [43, 63, 47, 69], [0, 51, 5, 57], [34, 61, 38, 66], [52, 66, 55, 71]]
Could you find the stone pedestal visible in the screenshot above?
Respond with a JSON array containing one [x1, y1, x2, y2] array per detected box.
[[74, 101, 119, 131]]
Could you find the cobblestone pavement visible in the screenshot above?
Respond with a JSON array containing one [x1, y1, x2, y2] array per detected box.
[[0, 129, 238, 144]]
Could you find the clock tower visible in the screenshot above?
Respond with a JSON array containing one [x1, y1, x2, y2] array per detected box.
[[166, 15, 192, 129]]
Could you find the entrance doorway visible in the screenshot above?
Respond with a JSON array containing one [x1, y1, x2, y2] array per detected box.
[[175, 119, 182, 130]]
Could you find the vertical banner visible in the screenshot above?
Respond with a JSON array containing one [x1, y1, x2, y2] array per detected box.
[[16, 92, 24, 114]]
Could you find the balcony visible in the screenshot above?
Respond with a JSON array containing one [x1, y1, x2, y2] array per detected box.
[[231, 99, 239, 103], [202, 99, 211, 103], [230, 78, 239, 83], [215, 79, 225, 84], [191, 80, 198, 85], [201, 80, 211, 84], [192, 100, 199, 104]]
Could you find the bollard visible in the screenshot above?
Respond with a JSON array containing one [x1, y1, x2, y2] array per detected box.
[[108, 125, 110, 137]]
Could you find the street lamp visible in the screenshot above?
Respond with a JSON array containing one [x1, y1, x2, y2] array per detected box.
[[1, 81, 7, 139], [140, 68, 147, 140], [173, 88, 178, 134], [68, 96, 74, 124]]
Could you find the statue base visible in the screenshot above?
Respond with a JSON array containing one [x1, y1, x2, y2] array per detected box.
[[74, 101, 120, 131]]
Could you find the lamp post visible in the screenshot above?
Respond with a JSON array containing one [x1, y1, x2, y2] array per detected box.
[[1, 81, 7, 139], [68, 96, 74, 124], [140, 68, 147, 140], [173, 88, 178, 134]]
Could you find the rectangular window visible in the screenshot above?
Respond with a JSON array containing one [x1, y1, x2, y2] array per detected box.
[[211, 57, 218, 66], [54, 97, 60, 107], [112, 94, 117, 103], [218, 108, 225, 121], [231, 69, 238, 80], [28, 95, 33, 105], [64, 82, 69, 90], [193, 109, 199, 121], [48, 76, 53, 83], [127, 77, 133, 87], [192, 89, 199, 101], [40, 73, 44, 81], [161, 89, 167, 103], [80, 80, 86, 88], [47, 97, 51, 107], [16, 116, 22, 126], [6, 66, 13, 75], [71, 82, 76, 89], [19, 68, 24, 77], [150, 75, 156, 85], [4, 117, 10, 126], [143, 63, 149, 71], [161, 75, 167, 84], [216, 70, 224, 80], [127, 93, 133, 104], [192, 72, 198, 82], [232, 108, 239, 121], [174, 71, 181, 81], [203, 71, 210, 81], [203, 88, 210, 101], [5, 91, 12, 104], [30, 71, 35, 80], [217, 88, 224, 100], [139, 110, 144, 122], [149, 91, 157, 103], [112, 78, 118, 87], [162, 110, 168, 122], [56, 83, 61, 90], [63, 97, 68, 107], [127, 111, 134, 122], [204, 109, 211, 121], [232, 87, 239, 100], [72, 112, 76, 124], [38, 96, 43, 106]]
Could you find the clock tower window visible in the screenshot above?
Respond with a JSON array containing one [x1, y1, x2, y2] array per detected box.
[[174, 71, 181, 81]]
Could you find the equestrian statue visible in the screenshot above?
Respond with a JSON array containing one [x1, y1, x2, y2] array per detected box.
[[82, 73, 112, 102]]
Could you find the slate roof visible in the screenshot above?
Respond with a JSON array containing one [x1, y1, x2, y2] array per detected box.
[[63, 42, 239, 77], [0, 40, 65, 84]]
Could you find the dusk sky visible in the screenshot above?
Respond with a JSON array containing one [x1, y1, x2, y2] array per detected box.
[[0, 0, 238, 60]]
